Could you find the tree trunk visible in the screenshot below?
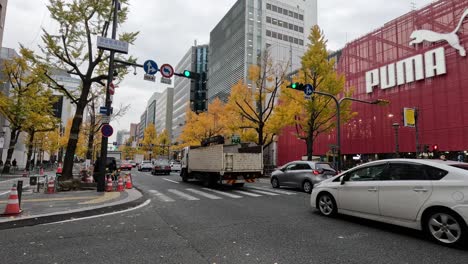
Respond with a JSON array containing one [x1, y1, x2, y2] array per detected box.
[[2, 129, 20, 174], [306, 136, 313, 161], [62, 104, 85, 180], [25, 131, 35, 171], [86, 99, 96, 160]]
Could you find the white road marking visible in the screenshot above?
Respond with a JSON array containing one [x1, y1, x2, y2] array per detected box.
[[42, 199, 151, 225], [0, 183, 30, 196], [148, 190, 175, 202], [233, 190, 262, 197], [185, 188, 222, 199], [246, 186, 296, 195], [168, 189, 199, 201], [202, 188, 242, 198], [162, 178, 179, 184], [247, 189, 280, 196]]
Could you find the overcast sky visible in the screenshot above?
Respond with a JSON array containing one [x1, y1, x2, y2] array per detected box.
[[3, 0, 433, 141]]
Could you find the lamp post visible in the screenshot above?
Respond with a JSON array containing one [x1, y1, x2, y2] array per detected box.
[[392, 122, 400, 158]]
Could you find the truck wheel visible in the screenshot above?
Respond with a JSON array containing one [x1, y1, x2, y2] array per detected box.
[[233, 183, 244, 188], [181, 169, 188, 182]]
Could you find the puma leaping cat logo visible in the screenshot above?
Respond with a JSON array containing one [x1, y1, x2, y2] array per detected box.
[[409, 9, 468, 57]]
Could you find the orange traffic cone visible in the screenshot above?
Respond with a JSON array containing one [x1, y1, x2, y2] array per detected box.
[[56, 163, 63, 174], [2, 184, 21, 216], [47, 178, 55, 194], [125, 174, 133, 189], [106, 176, 114, 192], [117, 177, 124, 192]]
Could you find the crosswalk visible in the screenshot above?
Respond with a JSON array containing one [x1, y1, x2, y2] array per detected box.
[[147, 186, 296, 203]]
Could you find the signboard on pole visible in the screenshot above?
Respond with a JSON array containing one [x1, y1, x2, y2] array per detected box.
[[101, 124, 114, 138], [99, 106, 107, 115], [101, 115, 110, 124], [404, 108, 416, 127], [143, 60, 158, 75], [161, 77, 172, 85], [96, 36, 129, 54], [160, 64, 174, 78], [144, 74, 156, 82]]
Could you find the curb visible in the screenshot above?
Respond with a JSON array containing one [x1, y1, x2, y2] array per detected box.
[[0, 187, 148, 230]]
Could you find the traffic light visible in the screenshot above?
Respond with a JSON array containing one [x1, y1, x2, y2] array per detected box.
[[182, 70, 200, 80], [432, 144, 439, 152], [287, 82, 305, 91]]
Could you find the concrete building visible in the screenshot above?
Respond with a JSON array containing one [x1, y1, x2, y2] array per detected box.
[[208, 0, 317, 102], [172, 45, 208, 143], [138, 110, 146, 140], [129, 123, 138, 141], [0, 0, 7, 47], [155, 87, 174, 138], [116, 130, 130, 146], [146, 92, 158, 126]]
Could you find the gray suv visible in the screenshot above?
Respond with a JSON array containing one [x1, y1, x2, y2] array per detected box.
[[271, 161, 337, 193]]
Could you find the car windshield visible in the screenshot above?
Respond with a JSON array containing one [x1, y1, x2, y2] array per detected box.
[[450, 164, 468, 171], [155, 160, 170, 166]]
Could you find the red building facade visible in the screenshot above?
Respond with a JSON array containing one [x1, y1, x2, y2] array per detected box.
[[277, 0, 468, 167]]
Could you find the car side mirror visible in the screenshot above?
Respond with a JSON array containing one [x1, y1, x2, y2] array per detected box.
[[340, 176, 346, 185]]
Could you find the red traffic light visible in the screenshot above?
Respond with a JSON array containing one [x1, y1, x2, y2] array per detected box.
[[432, 144, 438, 151]]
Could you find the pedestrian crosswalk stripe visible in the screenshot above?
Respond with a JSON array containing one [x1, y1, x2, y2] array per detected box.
[[202, 188, 242, 198], [186, 188, 222, 199], [168, 189, 199, 200], [148, 190, 175, 202], [246, 186, 296, 195], [233, 190, 262, 197], [247, 189, 280, 196]]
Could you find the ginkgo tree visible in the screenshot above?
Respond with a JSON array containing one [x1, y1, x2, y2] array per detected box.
[[277, 25, 355, 161], [225, 51, 289, 149], [179, 99, 228, 146]]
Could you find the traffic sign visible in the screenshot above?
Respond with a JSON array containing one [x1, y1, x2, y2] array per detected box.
[[96, 36, 129, 54], [99, 106, 107, 115], [144, 74, 156, 82], [304, 84, 314, 96], [143, 60, 158, 75], [160, 77, 172, 85], [100, 115, 110, 124], [160, 64, 174, 78], [101, 124, 114, 138]]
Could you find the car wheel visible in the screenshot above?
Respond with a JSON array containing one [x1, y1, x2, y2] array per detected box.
[[271, 177, 280, 188], [424, 209, 467, 247], [302, 180, 313, 193], [317, 193, 337, 217]]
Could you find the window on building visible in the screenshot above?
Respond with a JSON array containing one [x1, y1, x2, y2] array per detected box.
[[272, 5, 277, 12], [294, 25, 299, 32], [294, 12, 298, 19], [299, 27, 303, 33], [289, 36, 293, 42], [266, 30, 271, 37], [289, 24, 293, 30], [283, 9, 288, 15], [283, 21, 288, 29], [278, 21, 283, 26], [277, 33, 282, 40], [294, 38, 299, 44], [278, 7, 282, 14], [298, 39, 304, 46], [266, 43, 271, 48], [299, 14, 304, 21], [272, 18, 277, 25], [289, 11, 294, 17], [266, 3, 271, 10], [283, 34, 289, 41], [272, 31, 277, 38], [266, 16, 271, 23]]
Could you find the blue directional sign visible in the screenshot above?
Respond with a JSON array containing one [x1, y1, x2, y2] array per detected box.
[[101, 124, 114, 138], [143, 60, 158, 75], [99, 106, 107, 115], [304, 84, 314, 96]]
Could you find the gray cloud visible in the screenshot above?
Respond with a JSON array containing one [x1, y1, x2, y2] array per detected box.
[[3, 0, 432, 140]]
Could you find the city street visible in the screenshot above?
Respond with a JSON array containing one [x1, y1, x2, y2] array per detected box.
[[0, 170, 467, 263]]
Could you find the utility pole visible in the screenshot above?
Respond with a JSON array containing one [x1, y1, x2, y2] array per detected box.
[[393, 123, 400, 158], [97, 0, 119, 192]]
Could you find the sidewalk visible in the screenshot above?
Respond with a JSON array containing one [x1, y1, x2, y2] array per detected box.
[[0, 183, 144, 229]]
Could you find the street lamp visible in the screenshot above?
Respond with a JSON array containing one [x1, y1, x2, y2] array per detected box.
[[392, 123, 400, 158]]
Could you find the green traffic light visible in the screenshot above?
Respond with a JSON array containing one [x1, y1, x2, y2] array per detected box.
[[291, 83, 297, 89], [183, 70, 191, 77]]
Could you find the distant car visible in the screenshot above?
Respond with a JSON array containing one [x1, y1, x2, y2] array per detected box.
[[170, 161, 181, 172], [120, 162, 132, 171], [152, 160, 171, 175], [138, 161, 153, 172], [128, 160, 137, 168], [270, 161, 337, 193], [311, 159, 468, 247]]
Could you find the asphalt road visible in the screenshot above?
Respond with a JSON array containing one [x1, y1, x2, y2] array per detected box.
[[1, 170, 468, 264]]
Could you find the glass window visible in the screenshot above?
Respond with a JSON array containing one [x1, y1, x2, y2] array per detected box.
[[294, 25, 299, 32], [283, 34, 288, 41], [266, 43, 271, 48], [289, 23, 293, 30], [294, 12, 298, 19], [294, 38, 298, 44], [283, 9, 288, 15], [278, 20, 283, 26], [387, 163, 427, 180], [347, 164, 388, 182], [299, 27, 304, 33], [289, 36, 293, 42], [426, 166, 449, 180], [272, 18, 277, 25], [272, 5, 277, 12], [450, 164, 468, 171], [296, 163, 312, 170], [272, 31, 277, 38], [266, 30, 271, 37], [285, 163, 297, 171], [299, 39, 304, 46], [283, 22, 288, 29], [266, 16, 271, 23], [315, 163, 335, 172], [299, 14, 304, 21], [277, 33, 282, 39], [278, 7, 282, 14], [266, 3, 271, 10], [289, 11, 294, 17]]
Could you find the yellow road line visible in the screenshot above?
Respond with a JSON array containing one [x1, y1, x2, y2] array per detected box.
[[0, 196, 96, 204], [79, 192, 121, 205]]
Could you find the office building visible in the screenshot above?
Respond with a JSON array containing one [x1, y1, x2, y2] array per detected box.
[[155, 87, 174, 138], [172, 45, 209, 142], [208, 0, 317, 102], [116, 130, 130, 146], [0, 0, 7, 48], [138, 110, 146, 140]]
